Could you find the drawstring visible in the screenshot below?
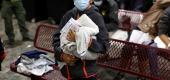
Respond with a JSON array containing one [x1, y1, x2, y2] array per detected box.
[[66, 65, 71, 80], [76, 13, 80, 20], [66, 61, 90, 80], [82, 60, 88, 78], [66, 61, 88, 80]]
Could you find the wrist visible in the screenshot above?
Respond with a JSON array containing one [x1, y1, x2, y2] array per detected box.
[[60, 53, 64, 61]]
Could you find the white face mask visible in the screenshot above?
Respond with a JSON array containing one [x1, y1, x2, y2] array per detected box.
[[94, 0, 103, 6], [74, 0, 90, 11]]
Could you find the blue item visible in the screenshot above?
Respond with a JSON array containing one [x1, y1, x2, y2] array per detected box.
[[15, 50, 47, 65], [21, 50, 47, 59]]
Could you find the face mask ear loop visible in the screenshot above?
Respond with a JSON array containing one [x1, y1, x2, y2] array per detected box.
[[66, 65, 71, 80]]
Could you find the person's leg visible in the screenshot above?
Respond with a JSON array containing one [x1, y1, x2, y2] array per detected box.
[[1, 1, 15, 44], [13, 0, 32, 41]]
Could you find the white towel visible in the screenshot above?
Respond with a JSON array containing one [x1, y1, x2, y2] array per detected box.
[[60, 14, 99, 60]]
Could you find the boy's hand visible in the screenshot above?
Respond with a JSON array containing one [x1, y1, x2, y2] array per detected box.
[[67, 29, 76, 42], [61, 53, 77, 65]]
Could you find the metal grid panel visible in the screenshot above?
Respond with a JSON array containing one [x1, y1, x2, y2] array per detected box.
[[34, 24, 58, 53], [97, 39, 170, 80], [118, 9, 143, 31]]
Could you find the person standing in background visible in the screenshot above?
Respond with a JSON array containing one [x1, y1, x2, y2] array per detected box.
[[94, 0, 119, 32], [1, 0, 32, 46]]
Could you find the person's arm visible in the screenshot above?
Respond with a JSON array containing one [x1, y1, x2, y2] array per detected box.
[[53, 11, 77, 63], [53, 28, 62, 62], [53, 12, 70, 61], [159, 34, 170, 48], [88, 13, 109, 54], [158, 7, 170, 48]]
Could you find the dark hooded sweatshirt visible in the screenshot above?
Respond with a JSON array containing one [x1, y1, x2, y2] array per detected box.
[[96, 0, 119, 32], [52, 5, 109, 79], [158, 6, 170, 37]]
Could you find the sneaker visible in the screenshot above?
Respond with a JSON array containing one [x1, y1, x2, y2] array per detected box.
[[22, 37, 33, 41]]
